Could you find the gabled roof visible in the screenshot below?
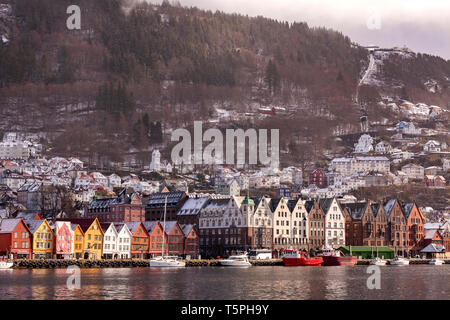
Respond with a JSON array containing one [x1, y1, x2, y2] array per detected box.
[[269, 198, 281, 212], [252, 196, 263, 209], [142, 221, 160, 234], [124, 222, 144, 234], [424, 229, 441, 240], [116, 223, 132, 236], [24, 219, 46, 234], [384, 199, 398, 218], [343, 202, 367, 220], [370, 203, 382, 217], [304, 200, 315, 213], [402, 203, 415, 220], [0, 218, 23, 234], [100, 222, 116, 234], [319, 198, 334, 213], [287, 198, 303, 212], [180, 224, 196, 236], [70, 223, 83, 234], [16, 212, 41, 220], [161, 221, 178, 234]]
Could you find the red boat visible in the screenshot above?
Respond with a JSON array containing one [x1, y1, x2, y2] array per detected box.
[[321, 248, 357, 266], [282, 249, 323, 266]]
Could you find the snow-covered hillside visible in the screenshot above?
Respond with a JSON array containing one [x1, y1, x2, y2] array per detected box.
[[360, 48, 415, 88]]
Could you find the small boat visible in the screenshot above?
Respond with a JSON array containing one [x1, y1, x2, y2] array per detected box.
[[369, 257, 387, 266], [321, 248, 357, 266], [0, 261, 13, 269], [282, 249, 323, 266], [218, 254, 252, 267], [429, 258, 445, 265], [149, 256, 186, 268], [389, 257, 409, 266]]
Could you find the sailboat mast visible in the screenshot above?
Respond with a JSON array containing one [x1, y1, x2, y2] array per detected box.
[[162, 196, 167, 257]]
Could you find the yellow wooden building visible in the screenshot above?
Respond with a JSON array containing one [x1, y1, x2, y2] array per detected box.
[[25, 219, 54, 259], [79, 218, 104, 260], [71, 224, 84, 259]]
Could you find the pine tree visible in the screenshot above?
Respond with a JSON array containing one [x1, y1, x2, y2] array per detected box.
[[265, 59, 280, 95]]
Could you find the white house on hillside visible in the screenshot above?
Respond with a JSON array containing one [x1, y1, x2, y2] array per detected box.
[[375, 141, 392, 154], [424, 140, 441, 153], [401, 163, 424, 180], [444, 159, 450, 172]]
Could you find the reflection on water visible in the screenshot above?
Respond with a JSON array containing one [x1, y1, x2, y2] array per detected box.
[[0, 266, 450, 300]]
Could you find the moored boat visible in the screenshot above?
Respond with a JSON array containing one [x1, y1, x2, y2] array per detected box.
[[149, 256, 186, 267], [429, 258, 444, 265], [389, 257, 409, 266], [0, 261, 13, 269], [218, 254, 252, 267], [369, 257, 387, 266], [321, 248, 357, 266], [282, 249, 323, 266]]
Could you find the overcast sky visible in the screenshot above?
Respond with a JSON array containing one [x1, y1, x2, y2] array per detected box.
[[147, 0, 450, 59]]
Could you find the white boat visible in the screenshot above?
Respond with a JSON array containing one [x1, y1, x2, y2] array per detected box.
[[389, 257, 410, 266], [150, 256, 186, 267], [0, 261, 13, 269], [219, 254, 252, 267], [149, 196, 186, 268], [370, 257, 387, 266], [429, 258, 445, 265]]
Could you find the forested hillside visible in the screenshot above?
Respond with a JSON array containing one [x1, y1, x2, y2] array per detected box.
[[0, 0, 449, 168]]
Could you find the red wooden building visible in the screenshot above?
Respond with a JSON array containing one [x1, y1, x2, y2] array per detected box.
[[142, 221, 167, 258], [0, 218, 32, 259], [162, 221, 185, 256], [423, 175, 446, 187], [181, 224, 200, 258], [54, 221, 73, 259], [423, 229, 444, 248], [402, 202, 426, 255], [124, 222, 149, 259], [309, 169, 327, 188]]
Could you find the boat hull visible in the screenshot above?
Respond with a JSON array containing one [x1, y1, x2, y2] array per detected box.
[[149, 260, 186, 267], [370, 261, 387, 266], [282, 257, 323, 266], [0, 262, 13, 269], [389, 261, 409, 266], [218, 260, 251, 267], [322, 256, 357, 266]]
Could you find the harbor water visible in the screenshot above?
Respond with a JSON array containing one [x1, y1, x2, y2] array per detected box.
[[0, 265, 449, 300]]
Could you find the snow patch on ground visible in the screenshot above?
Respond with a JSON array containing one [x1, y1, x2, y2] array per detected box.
[[0, 4, 13, 45]]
